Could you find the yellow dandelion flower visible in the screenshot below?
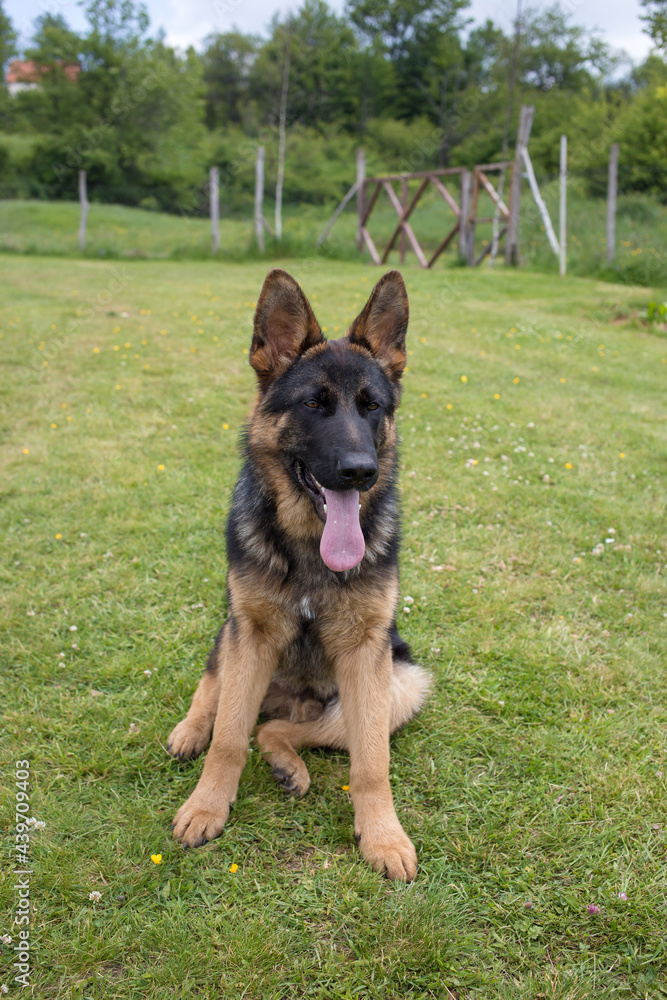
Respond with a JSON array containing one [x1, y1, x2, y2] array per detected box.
[[420, 337, 426, 343], [510, 327, 516, 333], [513, 377, 520, 384], [446, 403, 453, 409], [619, 452, 626, 458], [229, 863, 239, 873], [151, 854, 162, 864], [341, 785, 350, 791], [592, 366, 598, 372], [559, 378, 566, 383], [515, 344, 520, 350], [565, 463, 573, 469], [115, 384, 121, 390], [50, 423, 57, 429], [22, 448, 29, 455], [93, 347, 100, 354], [158, 464, 165, 471], [124, 342, 130, 349], [322, 327, 328, 333], [113, 345, 120, 351], [460, 375, 468, 383], [494, 394, 501, 400], [113, 326, 120, 334], [144, 364, 150, 370], [421, 393, 427, 398], [223, 423, 229, 430], [55, 533, 62, 539]]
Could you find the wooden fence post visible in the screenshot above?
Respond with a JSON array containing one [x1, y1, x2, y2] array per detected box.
[[505, 105, 534, 266], [210, 166, 220, 254], [356, 148, 365, 252], [459, 168, 472, 264], [255, 146, 265, 254], [559, 135, 567, 277], [607, 143, 619, 264], [400, 176, 407, 264], [78, 169, 88, 252]]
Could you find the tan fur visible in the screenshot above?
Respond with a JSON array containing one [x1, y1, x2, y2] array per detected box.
[[167, 668, 221, 760], [171, 575, 298, 847]]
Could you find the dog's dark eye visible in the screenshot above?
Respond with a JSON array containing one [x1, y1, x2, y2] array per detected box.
[[367, 401, 379, 411], [304, 399, 320, 409]]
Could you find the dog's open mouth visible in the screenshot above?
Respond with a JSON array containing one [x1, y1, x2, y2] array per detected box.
[[295, 460, 365, 573]]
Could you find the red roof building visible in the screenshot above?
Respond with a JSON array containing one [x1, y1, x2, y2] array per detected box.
[[6, 59, 81, 95]]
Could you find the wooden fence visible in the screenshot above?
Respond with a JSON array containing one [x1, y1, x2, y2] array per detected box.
[[353, 162, 515, 269]]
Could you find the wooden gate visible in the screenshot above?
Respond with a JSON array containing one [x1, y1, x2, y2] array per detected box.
[[358, 162, 514, 268]]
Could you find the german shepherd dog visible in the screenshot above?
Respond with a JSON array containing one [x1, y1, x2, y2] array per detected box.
[[167, 268, 430, 881]]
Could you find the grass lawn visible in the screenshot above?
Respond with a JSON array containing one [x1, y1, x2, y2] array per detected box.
[[1, 255, 666, 998], [2, 190, 667, 289]]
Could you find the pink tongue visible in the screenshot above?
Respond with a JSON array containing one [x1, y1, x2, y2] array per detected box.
[[320, 488, 365, 572]]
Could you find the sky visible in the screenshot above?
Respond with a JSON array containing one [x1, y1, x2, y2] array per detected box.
[[5, 0, 653, 63]]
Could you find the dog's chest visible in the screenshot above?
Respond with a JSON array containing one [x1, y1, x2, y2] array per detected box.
[[299, 596, 316, 622]]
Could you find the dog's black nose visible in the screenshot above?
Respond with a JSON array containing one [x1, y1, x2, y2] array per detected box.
[[338, 454, 378, 487]]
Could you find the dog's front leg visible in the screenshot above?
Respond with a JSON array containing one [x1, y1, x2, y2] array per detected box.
[[172, 612, 288, 848], [336, 635, 418, 882]]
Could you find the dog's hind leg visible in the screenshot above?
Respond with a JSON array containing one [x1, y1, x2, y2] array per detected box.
[[255, 662, 430, 797], [167, 626, 225, 760]]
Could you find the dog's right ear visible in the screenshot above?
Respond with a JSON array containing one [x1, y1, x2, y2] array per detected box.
[[250, 269, 324, 386]]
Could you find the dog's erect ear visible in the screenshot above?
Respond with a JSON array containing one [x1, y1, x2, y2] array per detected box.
[[250, 269, 324, 385], [347, 270, 409, 380]]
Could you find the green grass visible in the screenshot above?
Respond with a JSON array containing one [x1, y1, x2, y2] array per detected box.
[[1, 255, 666, 998], [2, 188, 667, 290]]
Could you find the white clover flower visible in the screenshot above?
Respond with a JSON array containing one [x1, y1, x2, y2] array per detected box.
[[1, 934, 12, 945], [88, 891, 102, 902]]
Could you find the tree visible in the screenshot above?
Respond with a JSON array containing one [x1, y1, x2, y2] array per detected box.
[[0, 0, 17, 73], [640, 0, 667, 50], [202, 32, 258, 129], [26, 13, 83, 64], [250, 0, 360, 131], [516, 3, 611, 92], [346, 0, 468, 62], [80, 0, 149, 44]]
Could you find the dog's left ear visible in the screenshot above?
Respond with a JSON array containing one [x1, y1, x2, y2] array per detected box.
[[250, 269, 324, 385], [348, 270, 409, 380]]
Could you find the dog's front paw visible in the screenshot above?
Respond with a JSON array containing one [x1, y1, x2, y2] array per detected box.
[[356, 825, 418, 882], [172, 792, 231, 848], [167, 718, 211, 760]]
